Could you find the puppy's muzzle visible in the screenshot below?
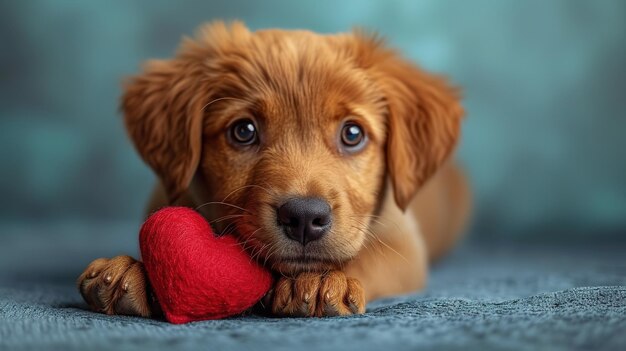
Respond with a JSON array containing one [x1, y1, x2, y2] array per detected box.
[[277, 197, 332, 245]]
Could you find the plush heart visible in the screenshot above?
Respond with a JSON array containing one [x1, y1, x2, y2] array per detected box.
[[139, 207, 272, 324]]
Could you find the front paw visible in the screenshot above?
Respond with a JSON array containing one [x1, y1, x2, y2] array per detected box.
[[77, 255, 155, 317], [269, 271, 365, 317]]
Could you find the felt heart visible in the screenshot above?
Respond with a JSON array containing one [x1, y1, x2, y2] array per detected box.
[[139, 207, 272, 324]]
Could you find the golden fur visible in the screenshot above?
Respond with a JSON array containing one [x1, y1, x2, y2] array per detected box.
[[78, 21, 470, 317]]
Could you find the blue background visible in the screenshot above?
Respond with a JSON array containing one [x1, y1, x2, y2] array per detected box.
[[1, 0, 624, 240]]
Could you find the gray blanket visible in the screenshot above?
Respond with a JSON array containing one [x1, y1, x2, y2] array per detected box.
[[1, 225, 625, 351]]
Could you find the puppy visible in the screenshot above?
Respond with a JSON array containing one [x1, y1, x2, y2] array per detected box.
[[78, 21, 470, 318]]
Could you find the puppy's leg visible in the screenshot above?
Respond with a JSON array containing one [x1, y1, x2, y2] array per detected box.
[[269, 271, 365, 317], [77, 256, 158, 317]]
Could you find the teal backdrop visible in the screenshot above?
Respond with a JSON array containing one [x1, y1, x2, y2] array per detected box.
[[1, 0, 624, 240]]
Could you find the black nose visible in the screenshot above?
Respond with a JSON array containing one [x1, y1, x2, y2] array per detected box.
[[277, 197, 332, 245]]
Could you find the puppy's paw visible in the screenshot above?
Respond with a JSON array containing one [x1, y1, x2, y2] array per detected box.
[[269, 271, 365, 317], [77, 255, 155, 317]]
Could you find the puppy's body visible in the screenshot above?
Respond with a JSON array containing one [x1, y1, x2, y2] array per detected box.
[[78, 22, 470, 317]]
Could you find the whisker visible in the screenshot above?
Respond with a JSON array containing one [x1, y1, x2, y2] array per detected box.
[[349, 214, 402, 233], [375, 238, 409, 263], [236, 235, 260, 257], [350, 219, 408, 262], [261, 243, 277, 262], [223, 225, 239, 237], [348, 225, 382, 256], [195, 201, 253, 214], [221, 184, 272, 202], [209, 214, 247, 224], [359, 227, 409, 264], [245, 228, 264, 261], [218, 221, 239, 236], [263, 243, 280, 267], [250, 236, 269, 263]]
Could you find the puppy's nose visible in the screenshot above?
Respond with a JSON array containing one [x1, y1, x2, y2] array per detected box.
[[277, 197, 332, 245]]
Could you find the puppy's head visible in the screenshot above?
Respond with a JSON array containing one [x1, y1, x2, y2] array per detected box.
[[123, 22, 463, 274]]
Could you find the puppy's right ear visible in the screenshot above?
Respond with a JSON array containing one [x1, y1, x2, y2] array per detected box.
[[122, 21, 251, 202], [121, 58, 208, 202]]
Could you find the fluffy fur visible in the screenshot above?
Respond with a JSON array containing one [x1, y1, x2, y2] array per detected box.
[[78, 21, 470, 318]]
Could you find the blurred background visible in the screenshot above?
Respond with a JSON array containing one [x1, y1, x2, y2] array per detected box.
[[1, 0, 625, 250]]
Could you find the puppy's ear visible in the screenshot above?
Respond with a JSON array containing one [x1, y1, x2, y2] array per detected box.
[[122, 21, 250, 202], [373, 50, 464, 210], [121, 58, 207, 202]]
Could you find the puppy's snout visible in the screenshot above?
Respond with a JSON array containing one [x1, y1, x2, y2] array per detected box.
[[277, 197, 332, 245]]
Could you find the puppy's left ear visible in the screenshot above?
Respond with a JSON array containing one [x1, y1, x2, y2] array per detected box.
[[373, 53, 464, 210]]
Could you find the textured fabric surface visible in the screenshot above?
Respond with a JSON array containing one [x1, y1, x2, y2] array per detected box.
[[1, 224, 624, 351]]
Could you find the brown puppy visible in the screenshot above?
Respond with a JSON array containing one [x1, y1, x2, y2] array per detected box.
[[78, 21, 470, 318]]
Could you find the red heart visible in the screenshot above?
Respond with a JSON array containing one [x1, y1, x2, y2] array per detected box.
[[139, 207, 272, 323]]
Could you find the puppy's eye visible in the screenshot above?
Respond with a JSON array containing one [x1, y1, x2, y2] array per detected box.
[[340, 122, 366, 152], [229, 119, 258, 145]]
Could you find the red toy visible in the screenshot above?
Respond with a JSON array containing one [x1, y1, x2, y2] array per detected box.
[[139, 207, 273, 324]]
